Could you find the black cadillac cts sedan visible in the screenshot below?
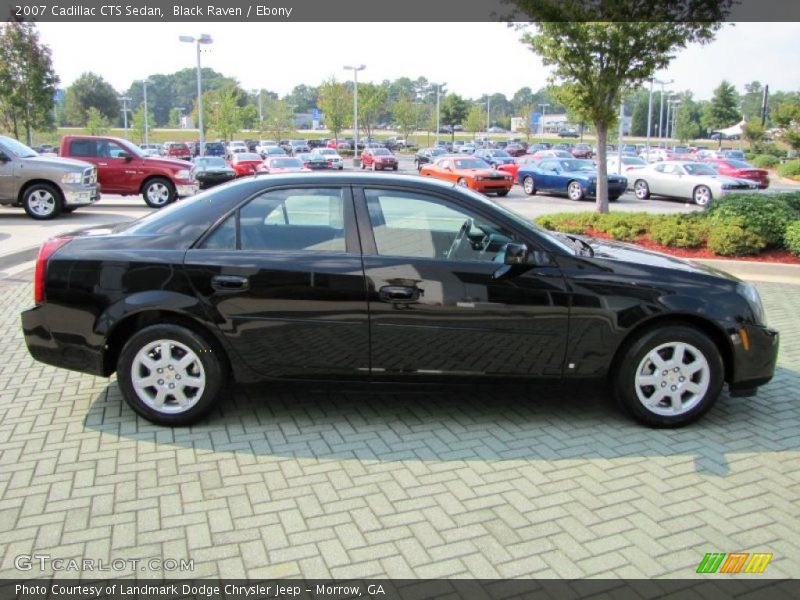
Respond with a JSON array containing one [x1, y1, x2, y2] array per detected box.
[[21, 173, 778, 427]]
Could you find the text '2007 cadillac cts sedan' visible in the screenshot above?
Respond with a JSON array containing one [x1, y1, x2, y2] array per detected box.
[[21, 173, 778, 427]]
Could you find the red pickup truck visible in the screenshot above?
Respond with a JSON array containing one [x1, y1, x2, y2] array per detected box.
[[59, 135, 198, 207]]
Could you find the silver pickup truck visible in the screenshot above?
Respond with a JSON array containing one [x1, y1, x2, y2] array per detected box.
[[0, 135, 100, 220]]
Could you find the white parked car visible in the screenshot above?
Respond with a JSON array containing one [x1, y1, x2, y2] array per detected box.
[[256, 140, 278, 155], [607, 156, 648, 187], [227, 141, 248, 159], [631, 161, 758, 206], [311, 148, 344, 170], [641, 148, 670, 163], [460, 143, 476, 154]]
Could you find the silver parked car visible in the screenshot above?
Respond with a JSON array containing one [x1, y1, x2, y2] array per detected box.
[[631, 161, 758, 206]]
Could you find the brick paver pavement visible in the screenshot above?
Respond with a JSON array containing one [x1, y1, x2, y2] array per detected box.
[[0, 273, 797, 579]]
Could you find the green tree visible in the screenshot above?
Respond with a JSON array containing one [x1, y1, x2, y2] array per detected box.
[[358, 83, 388, 141], [674, 94, 703, 142], [85, 107, 110, 135], [464, 105, 485, 138], [263, 98, 295, 141], [772, 98, 800, 130], [208, 85, 243, 140], [168, 107, 183, 128], [742, 121, 766, 148], [0, 22, 59, 144], [317, 77, 352, 142], [284, 84, 317, 113], [63, 72, 119, 127], [440, 94, 469, 141], [392, 95, 420, 143], [130, 104, 155, 143], [702, 80, 741, 132], [781, 129, 800, 154], [516, 103, 537, 141], [741, 81, 764, 123], [517, 2, 728, 212]]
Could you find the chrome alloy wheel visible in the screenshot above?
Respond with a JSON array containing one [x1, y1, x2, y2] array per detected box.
[[634, 341, 710, 416], [130, 339, 206, 414]]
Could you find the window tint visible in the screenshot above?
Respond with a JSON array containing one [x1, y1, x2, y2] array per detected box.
[[241, 188, 346, 253], [69, 139, 96, 157], [201, 214, 236, 250], [365, 189, 516, 262]]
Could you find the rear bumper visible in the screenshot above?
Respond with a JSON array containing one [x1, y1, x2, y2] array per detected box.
[[21, 304, 106, 377], [729, 324, 779, 392]]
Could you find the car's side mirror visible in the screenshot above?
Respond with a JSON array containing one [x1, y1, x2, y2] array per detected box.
[[503, 242, 529, 265], [118, 152, 132, 161], [0, 152, 9, 163]]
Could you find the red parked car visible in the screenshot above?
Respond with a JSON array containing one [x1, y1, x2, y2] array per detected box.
[[571, 143, 593, 159], [327, 139, 352, 150], [229, 153, 265, 177], [360, 147, 398, 171], [164, 142, 192, 161], [256, 157, 310, 174], [705, 159, 770, 189]]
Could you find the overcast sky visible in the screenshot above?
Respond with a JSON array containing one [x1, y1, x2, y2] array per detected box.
[[36, 22, 800, 100]]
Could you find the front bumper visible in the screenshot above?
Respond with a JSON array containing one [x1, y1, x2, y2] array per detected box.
[[63, 183, 100, 207], [729, 324, 779, 392], [472, 179, 513, 193], [176, 182, 199, 197]]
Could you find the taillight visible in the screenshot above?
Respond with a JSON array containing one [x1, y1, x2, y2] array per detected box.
[[34, 237, 72, 304]]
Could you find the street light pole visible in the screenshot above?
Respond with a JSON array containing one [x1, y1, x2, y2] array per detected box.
[[656, 78, 673, 142], [436, 84, 441, 145], [538, 103, 550, 142], [645, 79, 654, 159], [344, 65, 365, 166], [139, 80, 152, 145], [252, 88, 263, 125], [670, 100, 682, 141], [119, 96, 131, 133], [180, 34, 213, 156], [487, 95, 490, 134]]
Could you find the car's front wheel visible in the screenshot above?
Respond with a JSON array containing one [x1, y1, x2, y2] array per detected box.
[[634, 179, 650, 200], [22, 183, 62, 220], [522, 176, 537, 196], [142, 178, 176, 208], [567, 181, 585, 201], [613, 325, 723, 427], [693, 185, 712, 206], [116, 324, 226, 426]]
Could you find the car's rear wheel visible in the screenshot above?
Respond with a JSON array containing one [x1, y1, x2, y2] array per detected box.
[[457, 178, 469, 187], [634, 179, 650, 199], [142, 178, 176, 208], [22, 183, 62, 220], [693, 185, 712, 206], [567, 181, 585, 201], [116, 324, 225, 426], [522, 176, 537, 196], [613, 325, 723, 427]]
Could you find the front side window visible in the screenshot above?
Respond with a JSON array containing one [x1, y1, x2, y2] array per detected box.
[[365, 189, 516, 262]]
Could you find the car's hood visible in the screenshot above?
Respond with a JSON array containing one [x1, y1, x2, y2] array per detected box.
[[581, 236, 739, 281], [143, 156, 192, 169], [25, 155, 94, 170], [196, 168, 235, 175], [456, 168, 507, 177]]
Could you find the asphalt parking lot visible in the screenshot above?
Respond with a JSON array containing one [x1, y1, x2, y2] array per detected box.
[[0, 267, 798, 578]]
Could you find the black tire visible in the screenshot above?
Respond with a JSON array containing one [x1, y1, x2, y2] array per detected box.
[[116, 324, 226, 426], [496, 190, 509, 197], [522, 176, 537, 196], [142, 177, 176, 208], [392, 165, 398, 171], [22, 183, 63, 220], [613, 325, 724, 428], [63, 206, 78, 213]]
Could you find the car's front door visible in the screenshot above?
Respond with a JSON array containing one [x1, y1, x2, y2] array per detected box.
[[355, 186, 569, 379], [184, 185, 370, 379]]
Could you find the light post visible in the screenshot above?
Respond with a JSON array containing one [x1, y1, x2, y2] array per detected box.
[[617, 100, 625, 174], [179, 34, 213, 156], [656, 78, 674, 142], [344, 64, 366, 166], [138, 80, 152, 145], [435, 83, 442, 145], [669, 100, 682, 141], [252, 88, 263, 125], [119, 96, 131, 133], [538, 103, 550, 142], [486, 95, 491, 134], [665, 95, 677, 142]]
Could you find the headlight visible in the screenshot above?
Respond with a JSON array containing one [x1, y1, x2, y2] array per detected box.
[[62, 172, 82, 184], [175, 169, 192, 180], [737, 282, 766, 325], [475, 176, 484, 181]]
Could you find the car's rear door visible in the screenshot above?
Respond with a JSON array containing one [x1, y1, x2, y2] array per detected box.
[[354, 184, 569, 379], [183, 185, 370, 380]]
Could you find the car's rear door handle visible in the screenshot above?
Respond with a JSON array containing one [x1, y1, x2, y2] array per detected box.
[[379, 285, 422, 303], [211, 275, 249, 292]]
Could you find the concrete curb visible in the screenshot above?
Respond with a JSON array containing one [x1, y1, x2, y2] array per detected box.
[[0, 246, 38, 271]]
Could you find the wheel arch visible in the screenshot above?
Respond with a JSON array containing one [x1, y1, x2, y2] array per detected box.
[[102, 309, 232, 380], [608, 313, 735, 385], [18, 179, 65, 206]]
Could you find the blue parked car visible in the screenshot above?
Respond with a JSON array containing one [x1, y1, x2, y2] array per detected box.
[[474, 149, 516, 168], [518, 157, 628, 201]]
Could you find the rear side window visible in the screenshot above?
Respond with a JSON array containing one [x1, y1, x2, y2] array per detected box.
[[200, 188, 346, 253], [69, 139, 96, 157]]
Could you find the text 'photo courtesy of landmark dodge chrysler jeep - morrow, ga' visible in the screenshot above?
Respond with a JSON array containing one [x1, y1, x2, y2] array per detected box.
[[0, 135, 100, 220]]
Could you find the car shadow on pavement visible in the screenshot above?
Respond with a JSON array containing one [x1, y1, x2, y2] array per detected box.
[[83, 366, 800, 477]]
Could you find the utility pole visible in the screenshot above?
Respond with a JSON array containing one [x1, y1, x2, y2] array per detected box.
[[119, 96, 131, 132]]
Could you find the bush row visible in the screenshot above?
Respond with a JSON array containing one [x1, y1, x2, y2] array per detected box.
[[777, 160, 800, 178], [535, 192, 800, 257]]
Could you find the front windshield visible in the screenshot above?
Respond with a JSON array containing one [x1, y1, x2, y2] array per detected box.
[[725, 159, 751, 169], [237, 153, 262, 161], [558, 159, 594, 171], [683, 163, 717, 176], [267, 147, 286, 154], [373, 148, 392, 156], [490, 150, 511, 157], [0, 137, 39, 158], [316, 149, 334, 155], [196, 158, 226, 168], [453, 158, 490, 169]]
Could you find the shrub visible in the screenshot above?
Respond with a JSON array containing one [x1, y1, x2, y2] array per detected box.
[[744, 152, 755, 161], [707, 222, 767, 256], [777, 160, 800, 179], [785, 221, 800, 256], [648, 215, 708, 248], [607, 224, 639, 242], [751, 154, 780, 168], [706, 193, 800, 247], [753, 141, 787, 158], [535, 212, 595, 234]]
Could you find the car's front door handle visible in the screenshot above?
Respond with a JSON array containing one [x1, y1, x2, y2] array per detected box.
[[211, 275, 249, 292], [379, 285, 422, 303]]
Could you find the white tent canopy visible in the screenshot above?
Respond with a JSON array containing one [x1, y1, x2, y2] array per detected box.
[[713, 120, 746, 137]]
